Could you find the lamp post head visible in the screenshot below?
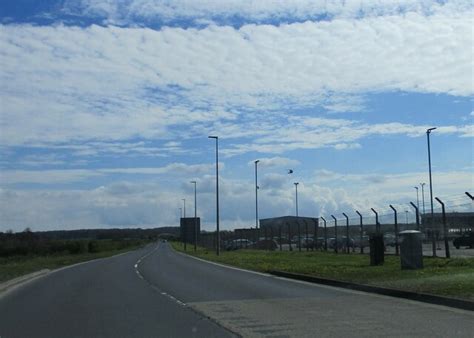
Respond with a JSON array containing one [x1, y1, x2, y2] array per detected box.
[[414, 186, 418, 190], [190, 180, 196, 184], [427, 127, 437, 134], [294, 182, 299, 186], [420, 182, 425, 186], [208, 135, 218, 139]]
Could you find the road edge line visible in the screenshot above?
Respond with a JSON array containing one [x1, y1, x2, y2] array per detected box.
[[172, 248, 274, 278]]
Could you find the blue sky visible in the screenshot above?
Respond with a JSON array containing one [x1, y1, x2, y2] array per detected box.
[[0, 0, 472, 231]]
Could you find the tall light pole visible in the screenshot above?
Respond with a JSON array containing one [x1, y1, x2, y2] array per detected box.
[[426, 127, 436, 217], [255, 160, 260, 230], [179, 207, 183, 218], [426, 127, 437, 257], [420, 182, 426, 216], [208, 135, 220, 255], [182, 198, 186, 218], [405, 210, 408, 225], [414, 186, 420, 218], [294, 182, 299, 217], [190, 181, 197, 252]]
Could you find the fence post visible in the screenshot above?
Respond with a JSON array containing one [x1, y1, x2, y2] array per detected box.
[[371, 208, 379, 233], [287, 222, 292, 251], [435, 197, 450, 258], [331, 215, 338, 254], [321, 217, 327, 251], [304, 220, 309, 252], [279, 224, 282, 251], [389, 205, 399, 256], [313, 220, 319, 251], [342, 213, 349, 253], [410, 202, 420, 230], [297, 220, 302, 252], [356, 211, 363, 254]]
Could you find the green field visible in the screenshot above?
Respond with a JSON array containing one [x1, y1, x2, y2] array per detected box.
[[172, 242, 474, 300], [0, 241, 148, 283]]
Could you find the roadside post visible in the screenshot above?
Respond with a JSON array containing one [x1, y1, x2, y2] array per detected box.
[[321, 217, 327, 251], [435, 197, 450, 258], [331, 215, 338, 254], [343, 213, 349, 254], [356, 211, 363, 254], [389, 205, 399, 256]]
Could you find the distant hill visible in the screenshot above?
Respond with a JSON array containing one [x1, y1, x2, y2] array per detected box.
[[1, 227, 180, 241]]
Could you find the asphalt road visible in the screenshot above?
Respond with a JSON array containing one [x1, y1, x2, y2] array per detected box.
[[1, 242, 473, 337], [0, 244, 234, 338]]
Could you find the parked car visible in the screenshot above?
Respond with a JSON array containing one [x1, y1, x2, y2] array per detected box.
[[249, 239, 278, 250], [315, 237, 326, 249], [354, 235, 369, 248], [301, 237, 315, 249], [327, 237, 343, 250], [453, 231, 474, 249], [225, 239, 253, 250], [383, 233, 397, 247]]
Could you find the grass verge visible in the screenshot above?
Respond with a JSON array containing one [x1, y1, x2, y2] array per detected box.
[[0, 242, 148, 283], [171, 242, 474, 300]]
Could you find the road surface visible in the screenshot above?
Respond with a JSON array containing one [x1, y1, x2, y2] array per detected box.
[[1, 242, 473, 337]]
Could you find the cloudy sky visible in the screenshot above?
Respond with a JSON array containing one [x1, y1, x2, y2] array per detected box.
[[0, 0, 473, 232]]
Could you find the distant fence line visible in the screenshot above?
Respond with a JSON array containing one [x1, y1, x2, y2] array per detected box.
[[183, 192, 473, 258]]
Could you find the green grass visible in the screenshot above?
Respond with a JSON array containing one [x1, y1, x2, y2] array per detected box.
[[0, 242, 147, 283], [172, 242, 474, 300]]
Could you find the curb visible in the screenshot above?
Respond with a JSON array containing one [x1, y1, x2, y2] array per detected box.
[[0, 269, 50, 294], [269, 270, 474, 312]]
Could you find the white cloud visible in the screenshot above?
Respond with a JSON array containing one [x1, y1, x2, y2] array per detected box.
[[248, 157, 300, 168], [1, 9, 472, 150], [64, 0, 473, 25], [0, 163, 216, 185], [2, 168, 471, 231], [333, 143, 361, 150]]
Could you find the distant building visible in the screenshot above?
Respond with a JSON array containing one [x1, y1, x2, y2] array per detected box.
[[260, 216, 319, 237], [422, 212, 473, 232], [180, 217, 201, 244]]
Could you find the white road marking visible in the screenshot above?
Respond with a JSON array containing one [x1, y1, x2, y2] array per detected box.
[[133, 243, 187, 307]]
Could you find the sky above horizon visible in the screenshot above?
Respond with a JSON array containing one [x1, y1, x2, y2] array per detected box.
[[0, 0, 473, 232]]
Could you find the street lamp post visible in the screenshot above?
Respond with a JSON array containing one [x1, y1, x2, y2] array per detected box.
[[255, 160, 260, 230], [294, 182, 299, 217], [182, 198, 186, 218], [208, 136, 220, 255], [426, 127, 437, 257], [190, 181, 197, 252]]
